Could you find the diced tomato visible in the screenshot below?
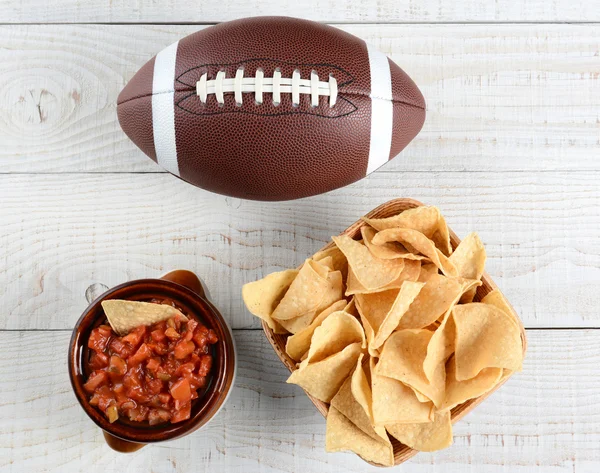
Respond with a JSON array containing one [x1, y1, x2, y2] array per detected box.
[[89, 351, 109, 370], [174, 340, 195, 360], [170, 402, 191, 423], [189, 374, 207, 390], [120, 400, 136, 411], [186, 319, 199, 332], [158, 393, 171, 405], [150, 329, 166, 342], [198, 355, 213, 377], [146, 358, 160, 372], [96, 387, 116, 412], [170, 378, 192, 402], [207, 329, 218, 345], [109, 338, 133, 358], [123, 367, 142, 390], [127, 405, 149, 422], [129, 343, 152, 365], [108, 355, 127, 376], [83, 370, 108, 393], [148, 408, 171, 425], [193, 325, 208, 347], [122, 325, 147, 349], [146, 378, 163, 395], [175, 362, 195, 378], [126, 387, 151, 404], [165, 327, 180, 340], [148, 342, 168, 356], [88, 328, 111, 353], [182, 319, 198, 342]]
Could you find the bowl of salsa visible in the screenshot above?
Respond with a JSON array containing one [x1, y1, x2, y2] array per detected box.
[[68, 271, 236, 452]]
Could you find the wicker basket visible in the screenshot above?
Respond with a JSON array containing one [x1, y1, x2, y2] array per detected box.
[[261, 198, 528, 466]]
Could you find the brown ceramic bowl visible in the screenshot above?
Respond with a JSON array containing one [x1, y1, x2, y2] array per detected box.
[[68, 270, 236, 452]]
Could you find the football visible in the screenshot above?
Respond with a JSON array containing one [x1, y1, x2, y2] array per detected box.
[[117, 16, 425, 201]]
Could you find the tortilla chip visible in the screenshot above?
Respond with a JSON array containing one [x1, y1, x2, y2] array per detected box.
[[350, 355, 373, 421], [364, 206, 451, 255], [371, 281, 424, 350], [287, 343, 363, 402], [285, 300, 347, 361], [331, 368, 388, 443], [386, 411, 453, 452], [376, 329, 445, 408], [313, 245, 348, 280], [397, 274, 463, 330], [357, 306, 378, 358], [499, 369, 513, 383], [271, 260, 329, 321], [410, 387, 433, 404], [332, 235, 404, 289], [277, 269, 343, 334], [242, 269, 298, 332], [326, 407, 394, 467], [372, 360, 432, 425], [418, 263, 439, 283], [362, 226, 428, 261], [363, 206, 440, 235], [397, 259, 423, 284], [450, 233, 486, 302], [102, 300, 188, 336], [453, 303, 523, 380], [422, 278, 482, 382], [304, 311, 365, 364], [431, 212, 452, 257], [441, 356, 502, 411], [343, 297, 358, 317], [355, 289, 399, 339], [314, 255, 334, 272], [481, 289, 520, 328], [346, 259, 420, 296], [372, 228, 457, 277]]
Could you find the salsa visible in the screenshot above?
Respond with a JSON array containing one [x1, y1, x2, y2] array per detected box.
[[83, 310, 218, 425]]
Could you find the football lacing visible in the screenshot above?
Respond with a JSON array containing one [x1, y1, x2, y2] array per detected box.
[[196, 68, 338, 107]]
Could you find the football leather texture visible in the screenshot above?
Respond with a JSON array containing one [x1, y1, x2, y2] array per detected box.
[[117, 16, 426, 201]]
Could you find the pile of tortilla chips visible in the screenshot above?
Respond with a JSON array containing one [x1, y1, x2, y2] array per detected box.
[[243, 206, 524, 466]]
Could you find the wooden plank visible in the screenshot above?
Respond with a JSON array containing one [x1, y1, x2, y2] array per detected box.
[[0, 24, 598, 173], [0, 329, 598, 472], [1, 0, 599, 23], [1, 171, 598, 330]]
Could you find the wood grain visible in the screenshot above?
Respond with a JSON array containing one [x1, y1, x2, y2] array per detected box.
[[0, 24, 598, 173], [2, 0, 599, 23], [0, 171, 598, 330], [0, 329, 598, 473]]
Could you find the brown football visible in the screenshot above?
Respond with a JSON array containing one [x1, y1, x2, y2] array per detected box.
[[117, 17, 426, 201]]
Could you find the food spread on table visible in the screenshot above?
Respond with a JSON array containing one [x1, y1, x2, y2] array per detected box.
[[83, 299, 218, 425], [243, 206, 524, 466]]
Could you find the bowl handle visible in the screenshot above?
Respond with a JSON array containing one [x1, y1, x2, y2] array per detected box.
[[102, 431, 145, 453], [159, 269, 207, 299]]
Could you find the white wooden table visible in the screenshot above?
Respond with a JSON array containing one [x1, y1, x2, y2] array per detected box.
[[1, 1, 599, 471]]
